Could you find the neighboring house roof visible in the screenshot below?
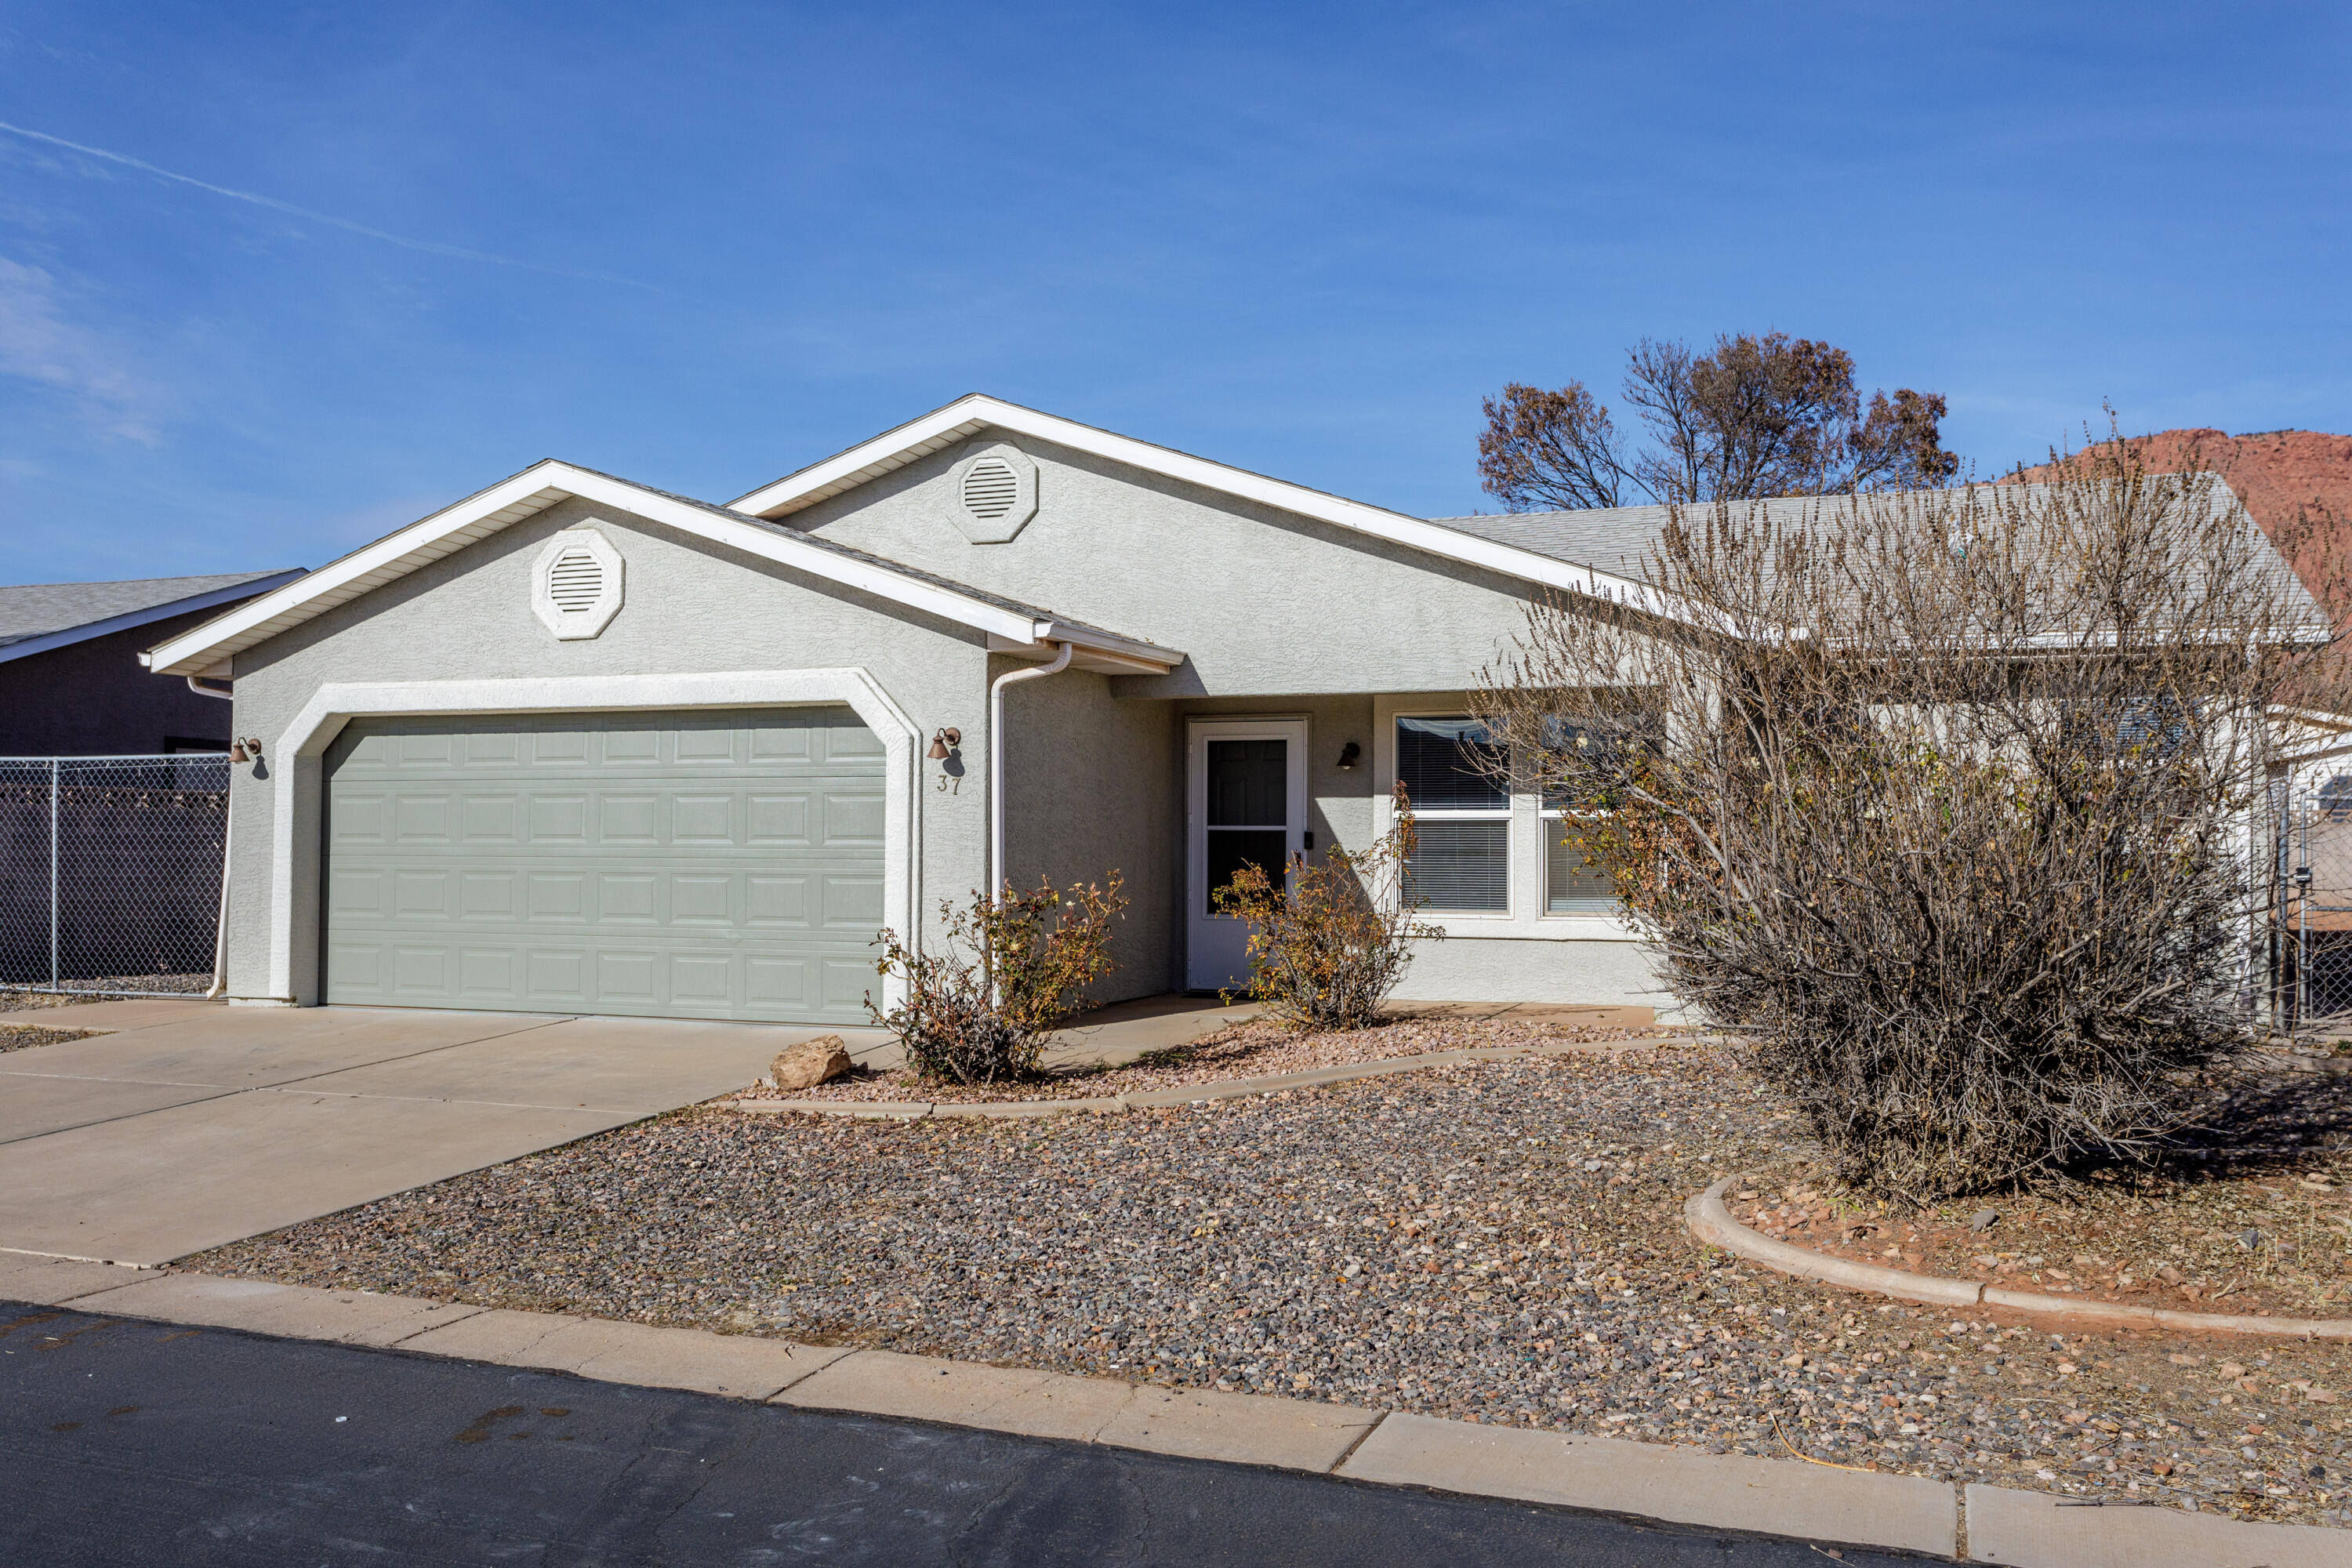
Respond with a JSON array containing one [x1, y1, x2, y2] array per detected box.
[[0, 568, 308, 668], [140, 459, 1181, 680], [728, 394, 1675, 615]]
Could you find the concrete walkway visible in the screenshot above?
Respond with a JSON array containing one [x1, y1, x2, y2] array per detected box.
[[9, 1256, 2346, 1566], [848, 993, 1656, 1075], [0, 999, 869, 1266]]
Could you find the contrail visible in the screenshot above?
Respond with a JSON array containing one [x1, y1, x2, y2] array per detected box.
[[0, 119, 662, 292]]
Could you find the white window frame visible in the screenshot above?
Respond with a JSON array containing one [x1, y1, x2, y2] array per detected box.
[[1373, 694, 1634, 942]]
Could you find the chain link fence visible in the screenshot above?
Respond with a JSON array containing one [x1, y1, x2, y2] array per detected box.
[[0, 755, 230, 996], [2278, 764, 2352, 1033]]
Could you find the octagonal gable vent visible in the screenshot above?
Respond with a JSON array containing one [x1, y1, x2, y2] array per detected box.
[[531, 527, 625, 640], [546, 546, 605, 611], [961, 457, 1020, 520], [946, 444, 1039, 543]]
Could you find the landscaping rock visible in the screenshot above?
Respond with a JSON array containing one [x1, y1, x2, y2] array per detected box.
[[771, 1036, 851, 1091], [201, 1044, 2352, 1530]]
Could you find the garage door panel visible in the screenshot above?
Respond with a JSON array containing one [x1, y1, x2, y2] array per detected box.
[[598, 794, 660, 842], [820, 873, 886, 929], [325, 708, 885, 1024], [460, 793, 519, 843]]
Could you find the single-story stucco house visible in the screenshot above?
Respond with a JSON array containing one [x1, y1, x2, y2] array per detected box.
[[133, 396, 1740, 1024]]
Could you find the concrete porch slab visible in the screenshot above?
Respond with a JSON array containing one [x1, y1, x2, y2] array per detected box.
[[0, 1090, 626, 1265], [0, 1006, 569, 1091]]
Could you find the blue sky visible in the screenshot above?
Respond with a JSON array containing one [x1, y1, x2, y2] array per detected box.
[[2, 2, 2346, 583]]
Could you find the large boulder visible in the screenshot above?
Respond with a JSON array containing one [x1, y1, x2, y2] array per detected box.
[[771, 1035, 852, 1091]]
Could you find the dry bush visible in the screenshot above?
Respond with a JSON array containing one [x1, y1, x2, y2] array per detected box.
[[1475, 431, 2344, 1200], [1214, 785, 1440, 1029], [868, 874, 1126, 1085]]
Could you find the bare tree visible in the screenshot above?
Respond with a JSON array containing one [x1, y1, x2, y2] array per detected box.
[[1479, 332, 1958, 511], [1472, 433, 2340, 1200]]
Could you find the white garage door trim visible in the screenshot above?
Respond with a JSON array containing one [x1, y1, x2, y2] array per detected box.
[[264, 670, 920, 1007]]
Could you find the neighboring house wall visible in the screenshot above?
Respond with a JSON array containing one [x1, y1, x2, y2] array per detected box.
[[220, 496, 993, 1004], [0, 607, 245, 755]]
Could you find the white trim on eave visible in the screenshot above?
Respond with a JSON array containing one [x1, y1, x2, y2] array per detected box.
[[139, 461, 1177, 677], [727, 395, 1682, 619]]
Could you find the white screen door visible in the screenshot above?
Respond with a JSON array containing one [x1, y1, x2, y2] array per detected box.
[[1186, 718, 1308, 992]]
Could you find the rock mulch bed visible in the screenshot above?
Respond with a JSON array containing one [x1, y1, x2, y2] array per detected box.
[[201, 1044, 2352, 1526], [1740, 1055, 2352, 1321], [739, 1016, 1644, 1103], [0, 1023, 98, 1052], [0, 990, 96, 1014]]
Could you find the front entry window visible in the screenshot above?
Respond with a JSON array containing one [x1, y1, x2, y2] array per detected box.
[[1396, 717, 1508, 913], [1205, 737, 1288, 913]]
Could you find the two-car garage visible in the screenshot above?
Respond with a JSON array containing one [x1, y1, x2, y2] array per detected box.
[[320, 707, 886, 1025]]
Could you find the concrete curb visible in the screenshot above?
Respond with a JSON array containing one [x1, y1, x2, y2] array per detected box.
[[1689, 1175, 2352, 1341], [724, 1034, 1689, 1120], [10, 1250, 2352, 1561]]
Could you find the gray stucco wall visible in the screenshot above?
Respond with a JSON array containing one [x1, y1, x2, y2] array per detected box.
[[218, 497, 993, 1004], [1001, 664, 1179, 1003], [782, 433, 1549, 702], [0, 606, 256, 756]]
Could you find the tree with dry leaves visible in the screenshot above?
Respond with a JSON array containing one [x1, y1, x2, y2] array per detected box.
[[1471, 434, 2339, 1200], [1479, 332, 1958, 510]]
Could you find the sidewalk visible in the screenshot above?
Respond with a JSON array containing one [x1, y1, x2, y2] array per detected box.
[[6, 1251, 2343, 1566]]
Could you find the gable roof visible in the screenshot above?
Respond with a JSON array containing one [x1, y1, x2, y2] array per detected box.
[[1430, 485, 2332, 639], [728, 394, 1672, 613], [0, 568, 307, 668], [140, 460, 1180, 680]]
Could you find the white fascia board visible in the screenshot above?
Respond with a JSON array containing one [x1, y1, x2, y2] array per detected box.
[[141, 460, 1058, 677], [2, 571, 307, 668], [143, 467, 576, 676], [987, 630, 1179, 673], [727, 396, 1682, 620]]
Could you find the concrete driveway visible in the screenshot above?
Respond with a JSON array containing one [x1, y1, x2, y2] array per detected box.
[[0, 999, 874, 1268]]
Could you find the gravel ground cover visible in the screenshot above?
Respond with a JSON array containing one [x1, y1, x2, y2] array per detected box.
[[744, 1017, 1646, 1103], [0, 990, 98, 1014], [1743, 1054, 2352, 1320], [0, 1023, 99, 1051], [202, 1044, 2352, 1526]]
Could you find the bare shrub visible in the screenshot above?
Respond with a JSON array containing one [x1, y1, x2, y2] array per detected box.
[[868, 874, 1126, 1085], [1214, 785, 1441, 1029], [1474, 430, 2343, 1200]]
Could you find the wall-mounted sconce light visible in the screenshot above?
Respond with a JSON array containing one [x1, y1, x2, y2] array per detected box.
[[928, 727, 963, 760], [229, 736, 263, 764], [1335, 741, 1361, 771]]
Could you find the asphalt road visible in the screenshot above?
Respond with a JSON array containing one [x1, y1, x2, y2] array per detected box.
[[0, 1298, 1921, 1566]]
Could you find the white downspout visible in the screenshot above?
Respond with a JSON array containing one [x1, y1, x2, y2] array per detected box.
[[989, 641, 1073, 900], [185, 675, 235, 998]]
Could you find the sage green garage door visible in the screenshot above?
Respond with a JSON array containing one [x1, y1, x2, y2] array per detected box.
[[322, 708, 886, 1024]]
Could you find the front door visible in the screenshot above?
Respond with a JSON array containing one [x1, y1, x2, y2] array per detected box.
[[1186, 718, 1308, 993]]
